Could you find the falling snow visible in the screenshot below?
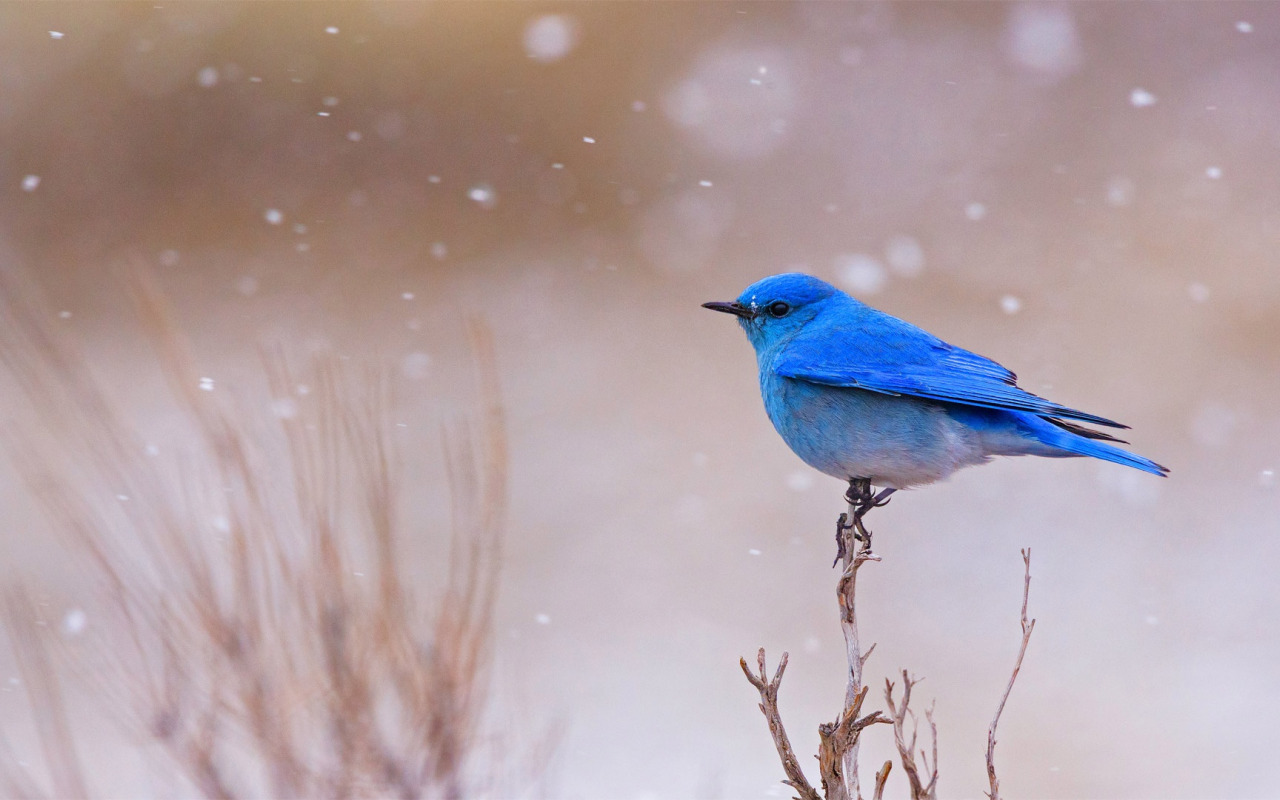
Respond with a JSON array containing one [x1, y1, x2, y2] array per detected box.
[[21, 175, 40, 192], [523, 14, 579, 63], [271, 397, 299, 420], [1000, 295, 1022, 314], [1129, 88, 1158, 107], [884, 235, 924, 277], [468, 184, 497, 208], [965, 202, 987, 221], [199, 377, 215, 391], [1106, 177, 1136, 207], [264, 208, 283, 225], [61, 609, 86, 635], [836, 253, 887, 295], [786, 472, 814, 492]]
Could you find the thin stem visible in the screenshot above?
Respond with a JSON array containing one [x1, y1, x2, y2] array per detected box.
[[986, 549, 1036, 800]]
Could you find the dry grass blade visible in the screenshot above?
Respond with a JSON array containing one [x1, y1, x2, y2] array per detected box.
[[1, 587, 89, 800], [986, 548, 1037, 800]]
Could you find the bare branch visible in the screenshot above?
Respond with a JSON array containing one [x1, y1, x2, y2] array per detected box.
[[986, 548, 1037, 800], [740, 649, 822, 800], [817, 685, 891, 800], [834, 496, 885, 798], [883, 672, 937, 800], [872, 761, 892, 800]]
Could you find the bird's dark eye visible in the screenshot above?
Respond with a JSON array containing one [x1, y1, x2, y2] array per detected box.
[[767, 301, 791, 318]]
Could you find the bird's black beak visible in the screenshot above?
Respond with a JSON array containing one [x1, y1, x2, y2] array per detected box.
[[702, 300, 756, 319]]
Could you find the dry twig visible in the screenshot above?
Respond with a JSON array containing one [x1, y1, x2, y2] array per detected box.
[[740, 650, 822, 800], [986, 548, 1037, 800], [883, 672, 938, 800]]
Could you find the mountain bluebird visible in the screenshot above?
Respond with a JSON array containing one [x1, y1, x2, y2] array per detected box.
[[704, 273, 1167, 556]]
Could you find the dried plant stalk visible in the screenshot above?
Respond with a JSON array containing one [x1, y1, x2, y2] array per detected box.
[[986, 548, 1036, 800], [883, 672, 938, 800], [0, 264, 519, 798]]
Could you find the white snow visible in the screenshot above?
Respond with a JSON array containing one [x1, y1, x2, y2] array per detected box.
[[1003, 3, 1082, 78], [535, 613, 551, 625], [346, 131, 362, 141], [401, 292, 415, 300], [523, 14, 579, 63], [698, 180, 713, 187], [1129, 88, 1158, 108], [61, 609, 86, 635], [1106, 177, 1136, 207], [400, 352, 432, 380], [264, 208, 284, 225], [965, 202, 988, 221], [199, 377, 215, 391], [270, 397, 298, 420], [836, 253, 887, 296], [1000, 295, 1022, 315], [748, 549, 762, 556], [21, 175, 39, 192], [49, 31, 64, 40], [325, 26, 339, 35], [1260, 469, 1275, 488], [885, 235, 925, 277], [197, 66, 218, 88], [1236, 21, 1254, 33], [58, 310, 71, 319], [786, 472, 814, 492], [1205, 166, 1222, 179], [582, 136, 596, 144], [468, 184, 497, 209]]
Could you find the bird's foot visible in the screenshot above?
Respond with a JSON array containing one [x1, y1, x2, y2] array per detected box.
[[833, 513, 853, 568]]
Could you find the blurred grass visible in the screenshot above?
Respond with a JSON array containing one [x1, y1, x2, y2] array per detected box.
[[0, 264, 523, 799]]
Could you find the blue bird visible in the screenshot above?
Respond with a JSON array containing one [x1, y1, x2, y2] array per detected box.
[[704, 273, 1167, 556]]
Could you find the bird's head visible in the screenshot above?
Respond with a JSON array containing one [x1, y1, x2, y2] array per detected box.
[[702, 273, 846, 351]]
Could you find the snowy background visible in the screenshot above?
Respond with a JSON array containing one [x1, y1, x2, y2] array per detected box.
[[2, 2, 1279, 797]]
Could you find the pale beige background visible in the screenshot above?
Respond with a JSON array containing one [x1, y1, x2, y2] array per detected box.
[[1, 3, 1277, 798]]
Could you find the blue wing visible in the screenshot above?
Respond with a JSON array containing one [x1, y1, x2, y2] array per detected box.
[[772, 308, 1128, 429]]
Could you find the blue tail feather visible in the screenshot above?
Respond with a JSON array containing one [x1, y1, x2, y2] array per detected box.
[[1027, 415, 1169, 476]]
